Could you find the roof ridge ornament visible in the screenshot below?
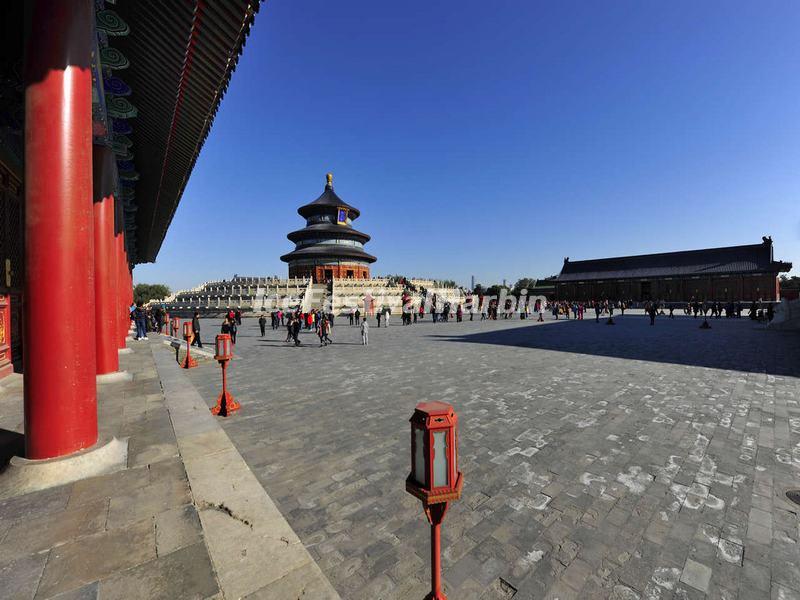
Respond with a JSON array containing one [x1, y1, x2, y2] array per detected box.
[[326, 172, 333, 189]]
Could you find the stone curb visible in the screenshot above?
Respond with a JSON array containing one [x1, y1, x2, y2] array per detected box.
[[152, 345, 340, 599], [162, 337, 217, 359]]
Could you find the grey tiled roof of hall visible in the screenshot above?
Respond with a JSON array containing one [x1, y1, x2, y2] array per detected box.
[[557, 241, 791, 282], [297, 184, 360, 219]]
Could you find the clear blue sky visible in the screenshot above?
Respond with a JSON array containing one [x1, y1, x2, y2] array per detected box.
[[135, 0, 800, 292]]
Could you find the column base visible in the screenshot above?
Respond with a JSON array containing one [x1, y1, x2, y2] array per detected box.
[[96, 371, 133, 384], [0, 437, 128, 500], [118, 347, 133, 355], [0, 372, 22, 390], [0, 362, 14, 380]]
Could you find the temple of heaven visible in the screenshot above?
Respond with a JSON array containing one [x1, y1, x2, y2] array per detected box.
[[280, 174, 377, 282]]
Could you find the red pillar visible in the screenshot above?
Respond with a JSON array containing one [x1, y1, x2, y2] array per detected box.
[[116, 233, 125, 348], [116, 234, 130, 347], [126, 259, 133, 332], [93, 146, 119, 373], [24, 0, 97, 459]]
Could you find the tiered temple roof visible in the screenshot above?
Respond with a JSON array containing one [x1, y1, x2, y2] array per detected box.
[[280, 174, 376, 277]]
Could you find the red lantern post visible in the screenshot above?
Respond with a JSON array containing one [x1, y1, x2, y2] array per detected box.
[[171, 317, 180, 338], [406, 402, 463, 600], [181, 321, 198, 369], [211, 334, 240, 416]]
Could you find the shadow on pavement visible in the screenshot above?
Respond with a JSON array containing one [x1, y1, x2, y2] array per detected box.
[[429, 315, 800, 376]]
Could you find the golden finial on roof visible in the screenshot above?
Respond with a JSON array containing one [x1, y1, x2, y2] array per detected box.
[[326, 172, 333, 188]]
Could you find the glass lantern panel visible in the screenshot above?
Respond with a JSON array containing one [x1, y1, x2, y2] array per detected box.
[[413, 427, 426, 486], [433, 430, 448, 488]]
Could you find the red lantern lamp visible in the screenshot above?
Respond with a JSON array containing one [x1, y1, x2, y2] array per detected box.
[[214, 334, 233, 362], [406, 401, 463, 600], [171, 317, 180, 338], [406, 401, 463, 505], [180, 320, 197, 369], [211, 334, 239, 416]]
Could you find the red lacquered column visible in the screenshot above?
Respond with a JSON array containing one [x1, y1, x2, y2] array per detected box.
[[24, 0, 97, 458], [93, 146, 119, 374], [117, 235, 127, 347], [122, 255, 133, 336]]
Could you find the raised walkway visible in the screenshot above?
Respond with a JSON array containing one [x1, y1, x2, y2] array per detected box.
[[0, 337, 337, 599]]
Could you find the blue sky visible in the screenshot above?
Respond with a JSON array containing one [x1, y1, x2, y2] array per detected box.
[[135, 0, 800, 292]]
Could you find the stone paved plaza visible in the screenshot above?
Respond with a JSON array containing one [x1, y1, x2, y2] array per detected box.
[[184, 313, 800, 600]]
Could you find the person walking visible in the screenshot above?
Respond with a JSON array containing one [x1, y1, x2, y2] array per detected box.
[[258, 313, 267, 337], [355, 308, 361, 325], [191, 311, 202, 347], [153, 306, 163, 333], [285, 316, 293, 342], [291, 315, 302, 346], [376, 311, 382, 327], [134, 301, 148, 340], [361, 317, 369, 345], [318, 317, 326, 346], [318, 317, 332, 346], [229, 317, 238, 345]]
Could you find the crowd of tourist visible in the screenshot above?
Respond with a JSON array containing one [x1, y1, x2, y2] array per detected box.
[[132, 294, 777, 348]]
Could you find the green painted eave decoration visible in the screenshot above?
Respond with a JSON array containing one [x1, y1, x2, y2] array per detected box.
[[100, 47, 129, 70], [113, 134, 133, 148], [112, 141, 130, 155], [119, 171, 140, 181], [96, 10, 130, 36], [107, 96, 137, 119]]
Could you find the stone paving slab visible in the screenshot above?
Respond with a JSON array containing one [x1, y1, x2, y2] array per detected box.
[[185, 313, 800, 599], [153, 344, 340, 600], [0, 339, 221, 600]]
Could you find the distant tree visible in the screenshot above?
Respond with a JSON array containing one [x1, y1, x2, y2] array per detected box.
[[484, 284, 508, 298], [472, 283, 485, 296], [512, 278, 537, 295], [436, 279, 458, 288], [134, 283, 171, 304], [779, 275, 800, 289]]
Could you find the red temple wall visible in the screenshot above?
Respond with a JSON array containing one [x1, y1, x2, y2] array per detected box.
[[556, 274, 780, 302], [289, 264, 370, 282]]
